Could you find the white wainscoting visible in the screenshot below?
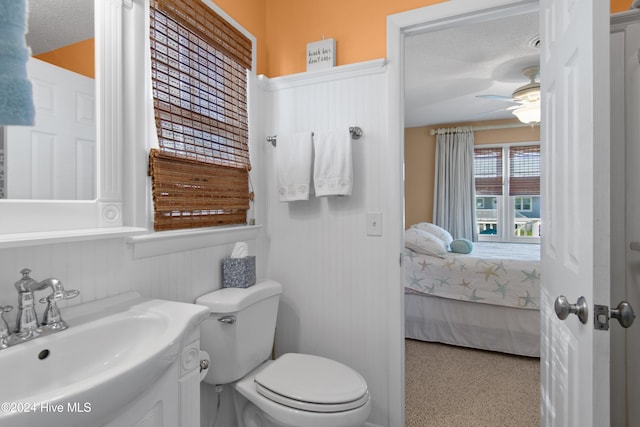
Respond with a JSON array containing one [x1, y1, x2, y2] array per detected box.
[[262, 59, 396, 427], [0, 237, 257, 320]]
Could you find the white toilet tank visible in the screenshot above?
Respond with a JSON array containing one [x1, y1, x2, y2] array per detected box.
[[196, 280, 282, 385]]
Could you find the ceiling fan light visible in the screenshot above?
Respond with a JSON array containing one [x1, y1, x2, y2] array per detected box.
[[513, 102, 540, 124], [512, 85, 540, 102]]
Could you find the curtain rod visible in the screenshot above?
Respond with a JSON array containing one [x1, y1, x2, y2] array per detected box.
[[429, 122, 539, 136]]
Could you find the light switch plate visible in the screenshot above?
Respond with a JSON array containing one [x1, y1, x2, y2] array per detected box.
[[367, 212, 383, 236]]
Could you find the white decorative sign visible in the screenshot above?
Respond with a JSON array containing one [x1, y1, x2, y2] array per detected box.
[[306, 38, 336, 71]]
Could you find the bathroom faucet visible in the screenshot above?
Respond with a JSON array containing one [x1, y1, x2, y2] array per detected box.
[[14, 268, 46, 338], [9, 268, 79, 344]]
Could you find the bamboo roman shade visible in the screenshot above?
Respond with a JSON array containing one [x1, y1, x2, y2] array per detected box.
[[509, 145, 540, 196], [474, 147, 503, 195], [149, 0, 252, 231]]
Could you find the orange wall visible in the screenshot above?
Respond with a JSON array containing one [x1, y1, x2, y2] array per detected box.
[[612, 0, 634, 13], [212, 0, 268, 75], [212, 0, 444, 76], [260, 0, 633, 77], [405, 126, 436, 229], [34, 0, 633, 79], [404, 119, 540, 228], [34, 38, 95, 79], [263, 0, 445, 77]]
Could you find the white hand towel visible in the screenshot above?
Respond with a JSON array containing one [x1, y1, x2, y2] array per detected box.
[[276, 131, 313, 202], [313, 129, 353, 197]]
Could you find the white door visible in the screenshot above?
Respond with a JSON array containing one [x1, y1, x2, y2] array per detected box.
[[5, 57, 95, 200], [539, 0, 611, 425]]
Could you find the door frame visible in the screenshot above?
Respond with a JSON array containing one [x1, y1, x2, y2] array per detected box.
[[386, 1, 540, 425], [610, 10, 640, 426]]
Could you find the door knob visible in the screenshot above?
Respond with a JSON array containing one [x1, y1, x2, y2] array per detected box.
[[611, 301, 635, 328], [555, 295, 589, 324]]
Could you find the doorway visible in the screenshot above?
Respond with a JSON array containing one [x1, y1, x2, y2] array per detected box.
[[399, 3, 542, 424], [389, 1, 628, 426]]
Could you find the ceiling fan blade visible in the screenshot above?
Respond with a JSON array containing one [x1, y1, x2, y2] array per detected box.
[[476, 94, 523, 103], [464, 106, 516, 119]]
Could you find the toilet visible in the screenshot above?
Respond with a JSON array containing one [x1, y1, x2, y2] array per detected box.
[[196, 280, 371, 427]]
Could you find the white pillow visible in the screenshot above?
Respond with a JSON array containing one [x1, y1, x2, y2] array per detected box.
[[411, 222, 453, 245], [411, 222, 453, 246], [404, 228, 448, 258]]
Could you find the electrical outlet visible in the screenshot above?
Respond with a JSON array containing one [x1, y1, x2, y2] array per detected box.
[[367, 212, 383, 236]]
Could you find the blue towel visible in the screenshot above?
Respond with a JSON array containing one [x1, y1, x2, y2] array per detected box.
[[0, 0, 35, 126]]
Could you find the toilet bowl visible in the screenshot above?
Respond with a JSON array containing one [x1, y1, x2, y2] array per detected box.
[[236, 354, 371, 427], [196, 280, 371, 427]]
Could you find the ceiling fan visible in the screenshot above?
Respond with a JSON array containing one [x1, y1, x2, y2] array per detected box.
[[477, 66, 541, 124]]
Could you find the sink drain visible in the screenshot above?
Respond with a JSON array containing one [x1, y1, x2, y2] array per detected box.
[[38, 349, 50, 360]]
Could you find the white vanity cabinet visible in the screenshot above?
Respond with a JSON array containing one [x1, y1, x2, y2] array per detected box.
[[104, 329, 203, 427]]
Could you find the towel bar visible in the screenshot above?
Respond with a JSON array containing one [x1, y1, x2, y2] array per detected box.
[[266, 126, 363, 147]]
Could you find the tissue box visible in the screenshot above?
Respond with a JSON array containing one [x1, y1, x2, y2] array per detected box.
[[222, 256, 256, 288]]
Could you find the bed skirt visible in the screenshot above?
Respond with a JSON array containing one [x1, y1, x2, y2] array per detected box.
[[405, 292, 540, 357]]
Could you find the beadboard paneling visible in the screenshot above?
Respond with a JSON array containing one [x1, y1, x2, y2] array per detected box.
[[0, 238, 256, 329], [264, 60, 392, 426]]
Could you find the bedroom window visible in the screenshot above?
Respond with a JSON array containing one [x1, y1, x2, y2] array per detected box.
[[474, 144, 540, 243]]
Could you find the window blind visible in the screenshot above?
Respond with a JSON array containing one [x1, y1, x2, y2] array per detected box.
[[148, 0, 252, 231], [509, 145, 540, 196], [474, 147, 503, 195]]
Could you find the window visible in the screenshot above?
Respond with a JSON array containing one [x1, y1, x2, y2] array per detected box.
[[148, 0, 253, 231], [474, 144, 540, 242], [515, 197, 532, 212]]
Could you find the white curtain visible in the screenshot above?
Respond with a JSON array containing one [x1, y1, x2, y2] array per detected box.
[[432, 127, 478, 241]]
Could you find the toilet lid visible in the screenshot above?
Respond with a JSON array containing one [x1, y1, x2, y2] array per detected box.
[[254, 353, 369, 413]]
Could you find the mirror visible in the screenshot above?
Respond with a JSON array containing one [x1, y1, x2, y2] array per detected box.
[[0, 0, 125, 236], [1, 0, 95, 200]]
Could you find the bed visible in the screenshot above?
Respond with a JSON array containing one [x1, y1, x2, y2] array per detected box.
[[404, 238, 541, 357]]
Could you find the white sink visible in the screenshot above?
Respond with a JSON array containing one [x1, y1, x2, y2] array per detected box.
[[0, 292, 209, 427]]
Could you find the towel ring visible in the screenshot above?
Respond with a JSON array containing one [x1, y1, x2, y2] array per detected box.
[[266, 126, 363, 146]]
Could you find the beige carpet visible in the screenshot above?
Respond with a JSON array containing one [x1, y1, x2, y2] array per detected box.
[[405, 339, 540, 427]]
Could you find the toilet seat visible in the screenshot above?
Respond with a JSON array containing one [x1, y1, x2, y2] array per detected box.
[[254, 353, 369, 413]]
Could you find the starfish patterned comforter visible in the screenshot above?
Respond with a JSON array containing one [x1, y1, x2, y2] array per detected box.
[[404, 242, 541, 310]]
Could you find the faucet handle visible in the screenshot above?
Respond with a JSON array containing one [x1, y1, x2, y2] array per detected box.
[[39, 289, 79, 304], [0, 305, 13, 341], [37, 283, 79, 331], [36, 278, 79, 303]]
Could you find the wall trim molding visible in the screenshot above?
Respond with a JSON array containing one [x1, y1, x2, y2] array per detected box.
[[127, 225, 262, 259], [261, 58, 387, 91]]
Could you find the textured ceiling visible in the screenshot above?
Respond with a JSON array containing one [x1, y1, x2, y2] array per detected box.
[[26, 0, 94, 55], [404, 11, 540, 128]]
